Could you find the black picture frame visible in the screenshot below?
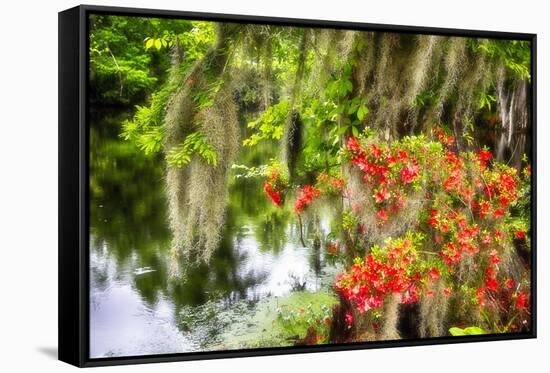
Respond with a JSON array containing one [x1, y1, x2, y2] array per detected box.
[[58, 4, 537, 368]]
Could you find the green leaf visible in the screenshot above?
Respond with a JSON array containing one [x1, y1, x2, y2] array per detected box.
[[449, 327, 466, 336], [352, 126, 359, 137], [154, 39, 162, 50], [145, 38, 154, 50], [463, 326, 486, 335], [344, 80, 353, 94], [449, 326, 486, 336], [357, 104, 369, 121], [242, 100, 290, 146], [166, 131, 217, 168], [347, 97, 360, 114]]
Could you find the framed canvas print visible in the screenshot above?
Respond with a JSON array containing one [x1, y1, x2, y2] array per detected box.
[[58, 4, 537, 367]]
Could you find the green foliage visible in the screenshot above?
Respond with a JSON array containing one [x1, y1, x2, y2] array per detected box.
[[166, 132, 217, 167], [298, 63, 369, 174], [144, 36, 171, 51], [120, 81, 180, 156], [342, 210, 359, 232], [135, 126, 164, 155], [190, 80, 223, 111], [412, 90, 437, 108], [243, 100, 290, 146], [121, 20, 218, 161], [449, 326, 486, 336], [274, 291, 337, 344], [89, 15, 193, 104], [176, 22, 216, 61], [476, 39, 531, 81], [479, 91, 496, 111]]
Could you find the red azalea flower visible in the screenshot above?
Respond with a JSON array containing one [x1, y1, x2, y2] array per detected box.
[[515, 292, 527, 309], [264, 181, 283, 207], [489, 249, 501, 265], [401, 286, 419, 304], [515, 230, 526, 240], [478, 149, 492, 161], [500, 197, 509, 207], [479, 201, 490, 218], [376, 209, 389, 224], [444, 287, 452, 296], [493, 208, 505, 219], [485, 277, 499, 292], [374, 189, 391, 203], [397, 150, 409, 161], [386, 155, 397, 166], [347, 136, 361, 153], [505, 279, 514, 289], [370, 143, 382, 159], [400, 163, 419, 184], [428, 268, 440, 280], [476, 288, 486, 306], [294, 185, 321, 214], [434, 128, 454, 145], [428, 209, 439, 227]]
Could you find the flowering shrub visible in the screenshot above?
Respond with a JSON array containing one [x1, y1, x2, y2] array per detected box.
[[294, 185, 321, 214], [345, 135, 428, 225], [316, 172, 345, 195], [293, 173, 344, 215], [335, 233, 430, 313], [263, 161, 288, 207], [335, 130, 531, 336]]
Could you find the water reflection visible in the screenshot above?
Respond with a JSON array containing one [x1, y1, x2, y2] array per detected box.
[[89, 111, 336, 357]]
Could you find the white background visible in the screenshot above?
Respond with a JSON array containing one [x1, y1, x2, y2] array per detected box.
[[0, 0, 547, 371]]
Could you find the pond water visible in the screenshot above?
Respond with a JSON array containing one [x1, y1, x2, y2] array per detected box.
[[88, 112, 340, 358]]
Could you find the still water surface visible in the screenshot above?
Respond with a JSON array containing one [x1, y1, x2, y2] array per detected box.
[[89, 112, 338, 357]]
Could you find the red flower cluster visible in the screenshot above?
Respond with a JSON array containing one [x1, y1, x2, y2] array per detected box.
[[294, 185, 321, 214], [515, 230, 526, 240], [399, 162, 420, 184], [316, 172, 345, 194], [336, 131, 531, 328], [478, 148, 492, 169], [335, 236, 431, 313], [432, 128, 455, 146], [515, 292, 528, 309], [346, 136, 422, 224], [431, 209, 482, 266], [264, 181, 282, 207], [263, 167, 288, 207], [427, 143, 530, 326]]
